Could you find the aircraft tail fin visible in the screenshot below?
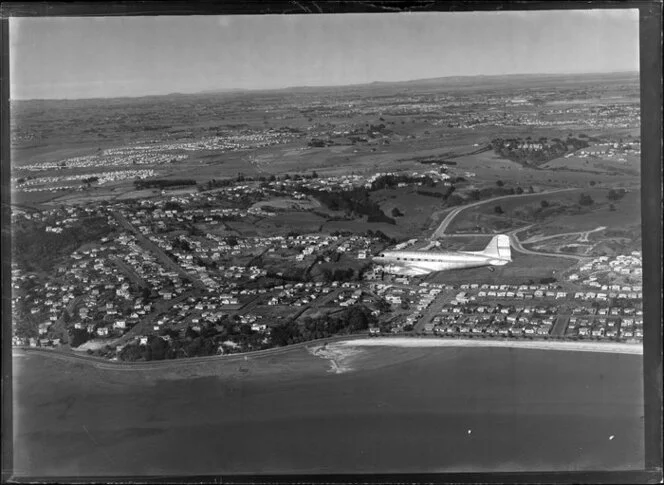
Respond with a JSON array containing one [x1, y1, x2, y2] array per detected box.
[[481, 234, 511, 262]]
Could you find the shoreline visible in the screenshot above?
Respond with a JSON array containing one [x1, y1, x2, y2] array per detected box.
[[13, 335, 642, 373], [336, 337, 643, 355]]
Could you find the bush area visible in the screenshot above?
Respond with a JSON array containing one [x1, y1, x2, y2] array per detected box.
[[134, 178, 197, 189], [301, 187, 396, 225], [271, 305, 376, 346], [69, 328, 93, 348], [12, 216, 115, 272]]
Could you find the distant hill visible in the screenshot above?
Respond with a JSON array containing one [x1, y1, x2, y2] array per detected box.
[[13, 71, 639, 103], [197, 87, 252, 95], [275, 71, 639, 93]]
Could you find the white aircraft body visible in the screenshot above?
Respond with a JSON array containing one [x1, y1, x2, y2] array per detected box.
[[373, 235, 512, 276]]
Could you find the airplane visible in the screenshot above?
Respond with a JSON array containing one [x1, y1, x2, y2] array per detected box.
[[373, 234, 512, 276]]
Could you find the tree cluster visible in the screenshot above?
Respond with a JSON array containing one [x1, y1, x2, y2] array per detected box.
[[607, 188, 627, 201], [369, 173, 436, 191], [271, 305, 376, 347], [301, 187, 396, 225], [490, 136, 589, 166], [134, 178, 197, 189], [320, 267, 356, 282], [13, 216, 114, 272], [69, 328, 93, 348]]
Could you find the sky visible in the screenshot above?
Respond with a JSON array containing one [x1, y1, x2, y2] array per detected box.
[[9, 9, 640, 100]]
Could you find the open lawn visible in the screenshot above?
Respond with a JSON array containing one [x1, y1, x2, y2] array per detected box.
[[250, 197, 320, 211], [528, 189, 640, 235], [448, 186, 639, 236], [254, 211, 326, 235], [425, 248, 576, 286], [543, 155, 639, 176], [371, 187, 447, 234]]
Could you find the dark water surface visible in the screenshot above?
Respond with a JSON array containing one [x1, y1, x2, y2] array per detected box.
[[12, 346, 644, 476]]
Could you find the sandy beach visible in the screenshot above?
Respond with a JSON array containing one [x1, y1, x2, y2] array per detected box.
[[335, 337, 644, 355]]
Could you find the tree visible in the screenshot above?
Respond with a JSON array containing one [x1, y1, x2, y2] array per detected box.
[[69, 328, 91, 348], [578, 193, 594, 206], [494, 205, 504, 214], [347, 306, 369, 332], [149, 336, 169, 361], [375, 298, 392, 313], [540, 200, 550, 208], [607, 188, 626, 201], [496, 180, 504, 187]]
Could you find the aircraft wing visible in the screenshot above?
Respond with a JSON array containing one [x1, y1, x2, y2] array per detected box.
[[400, 265, 434, 276]]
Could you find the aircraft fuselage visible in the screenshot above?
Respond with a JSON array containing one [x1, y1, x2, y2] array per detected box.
[[373, 235, 512, 276]]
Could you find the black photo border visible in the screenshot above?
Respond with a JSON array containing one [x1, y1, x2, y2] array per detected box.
[[1, 1, 661, 483]]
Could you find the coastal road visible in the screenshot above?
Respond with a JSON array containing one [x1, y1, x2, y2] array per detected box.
[[14, 332, 372, 371], [430, 187, 580, 239]]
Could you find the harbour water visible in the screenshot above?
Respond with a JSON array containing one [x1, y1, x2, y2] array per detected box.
[[12, 344, 644, 477]]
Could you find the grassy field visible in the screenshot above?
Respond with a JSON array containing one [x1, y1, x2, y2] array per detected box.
[[254, 212, 326, 235], [536, 190, 640, 233], [543, 155, 640, 176], [371, 187, 447, 234], [425, 249, 576, 286], [250, 197, 320, 211], [447, 186, 639, 235]]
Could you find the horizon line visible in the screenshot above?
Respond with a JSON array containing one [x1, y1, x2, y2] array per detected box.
[[10, 69, 640, 102]]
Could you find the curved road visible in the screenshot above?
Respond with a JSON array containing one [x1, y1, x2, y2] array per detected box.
[[507, 226, 592, 262], [430, 187, 580, 239], [521, 226, 606, 244]]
